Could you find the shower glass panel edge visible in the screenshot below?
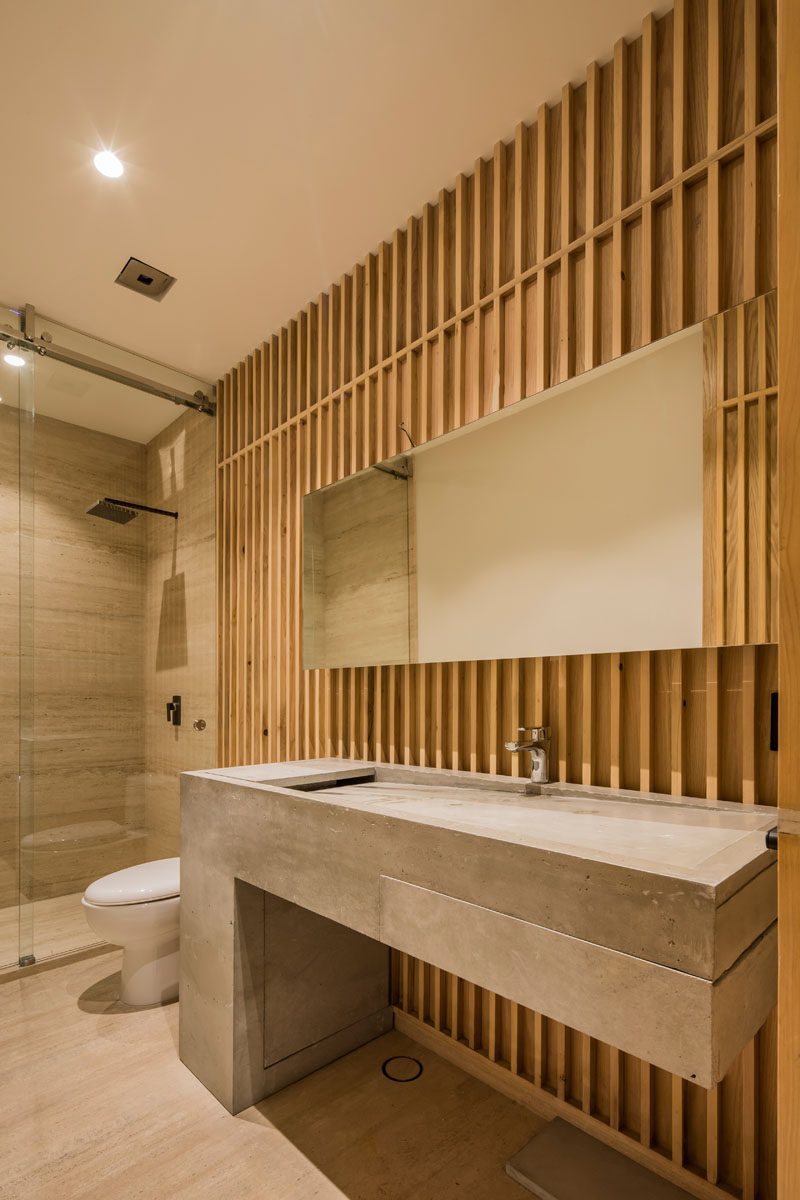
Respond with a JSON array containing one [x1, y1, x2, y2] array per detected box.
[[18, 345, 35, 965]]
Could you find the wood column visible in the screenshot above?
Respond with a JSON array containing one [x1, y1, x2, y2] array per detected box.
[[778, 1, 800, 1195]]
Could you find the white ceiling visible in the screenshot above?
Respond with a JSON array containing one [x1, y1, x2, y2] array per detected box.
[[1, 0, 664, 384]]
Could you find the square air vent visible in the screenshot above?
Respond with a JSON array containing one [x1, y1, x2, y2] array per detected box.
[[115, 256, 176, 301]]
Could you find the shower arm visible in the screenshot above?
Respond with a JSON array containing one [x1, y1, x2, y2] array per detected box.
[[0, 304, 215, 416]]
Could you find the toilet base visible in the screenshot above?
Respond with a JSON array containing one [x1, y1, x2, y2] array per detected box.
[[120, 935, 179, 1006]]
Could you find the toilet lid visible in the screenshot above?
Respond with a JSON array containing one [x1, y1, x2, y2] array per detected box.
[[83, 857, 180, 906]]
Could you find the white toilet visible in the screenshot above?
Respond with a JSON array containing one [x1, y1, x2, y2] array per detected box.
[[81, 858, 180, 1006]]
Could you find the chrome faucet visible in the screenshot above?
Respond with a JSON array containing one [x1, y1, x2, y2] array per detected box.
[[505, 726, 551, 783]]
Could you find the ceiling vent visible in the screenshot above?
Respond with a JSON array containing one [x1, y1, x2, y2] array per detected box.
[[115, 256, 176, 302]]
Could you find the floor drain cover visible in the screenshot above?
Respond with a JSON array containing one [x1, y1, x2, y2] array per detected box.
[[381, 1055, 423, 1082]]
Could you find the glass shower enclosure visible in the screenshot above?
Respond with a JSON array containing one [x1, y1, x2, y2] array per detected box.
[[0, 305, 216, 968]]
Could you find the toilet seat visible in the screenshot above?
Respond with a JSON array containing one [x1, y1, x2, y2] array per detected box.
[[83, 857, 180, 906]]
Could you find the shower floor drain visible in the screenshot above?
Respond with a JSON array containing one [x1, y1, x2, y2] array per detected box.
[[381, 1055, 423, 1082]]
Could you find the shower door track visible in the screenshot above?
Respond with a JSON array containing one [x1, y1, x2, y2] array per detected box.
[[1, 303, 216, 416]]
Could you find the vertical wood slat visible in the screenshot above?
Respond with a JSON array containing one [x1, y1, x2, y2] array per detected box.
[[612, 37, 627, 361], [707, 1084, 720, 1184], [703, 295, 778, 647], [536, 102, 551, 394], [672, 1075, 685, 1166], [640, 1060, 653, 1149], [585, 62, 600, 373], [742, 1039, 757, 1200], [216, 5, 778, 1198], [609, 1046, 621, 1130], [673, 0, 686, 177], [560, 84, 574, 382]]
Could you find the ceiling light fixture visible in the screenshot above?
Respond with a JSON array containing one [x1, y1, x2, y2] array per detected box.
[[93, 149, 124, 178], [3, 352, 25, 368]]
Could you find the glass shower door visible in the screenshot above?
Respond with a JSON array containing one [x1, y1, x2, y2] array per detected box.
[[27, 351, 149, 961], [0, 310, 35, 968], [2, 307, 214, 968]]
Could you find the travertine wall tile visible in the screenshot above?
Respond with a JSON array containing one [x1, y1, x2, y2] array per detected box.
[[28, 414, 147, 901], [144, 409, 216, 860]]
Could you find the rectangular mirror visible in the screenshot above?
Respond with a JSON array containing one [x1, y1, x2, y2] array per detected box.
[[303, 323, 704, 669]]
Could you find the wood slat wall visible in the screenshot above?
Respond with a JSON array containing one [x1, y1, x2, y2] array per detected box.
[[704, 291, 779, 647], [390, 644, 778, 1200], [216, 2, 779, 1196]]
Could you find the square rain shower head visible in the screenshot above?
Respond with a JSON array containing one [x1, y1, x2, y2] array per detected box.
[[86, 499, 138, 524]]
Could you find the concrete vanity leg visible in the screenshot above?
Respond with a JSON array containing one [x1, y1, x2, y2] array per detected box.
[[181, 874, 393, 1114], [257, 890, 393, 1105]]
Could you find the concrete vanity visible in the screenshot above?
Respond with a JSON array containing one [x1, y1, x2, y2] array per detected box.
[[179, 759, 777, 1111]]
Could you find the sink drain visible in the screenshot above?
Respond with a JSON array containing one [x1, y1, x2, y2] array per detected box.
[[381, 1055, 423, 1082]]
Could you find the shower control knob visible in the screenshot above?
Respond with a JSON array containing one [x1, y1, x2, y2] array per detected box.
[[193, 719, 206, 732]]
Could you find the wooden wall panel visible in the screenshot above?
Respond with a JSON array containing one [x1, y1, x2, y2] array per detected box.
[[778, 3, 800, 1197], [391, 643, 777, 1200], [704, 291, 779, 646], [216, 2, 778, 1196]]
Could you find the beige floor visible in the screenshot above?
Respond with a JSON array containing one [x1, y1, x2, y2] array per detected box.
[[0, 891, 98, 969], [0, 950, 541, 1200]]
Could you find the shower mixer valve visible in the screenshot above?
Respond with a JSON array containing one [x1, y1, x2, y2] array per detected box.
[[166, 695, 182, 727]]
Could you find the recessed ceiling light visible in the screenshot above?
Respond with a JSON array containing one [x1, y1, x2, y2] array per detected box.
[[3, 353, 25, 368], [93, 149, 124, 178]]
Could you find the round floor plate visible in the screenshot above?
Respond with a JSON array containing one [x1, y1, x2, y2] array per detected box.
[[381, 1055, 423, 1082]]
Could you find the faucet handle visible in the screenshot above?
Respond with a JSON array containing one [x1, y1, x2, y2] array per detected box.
[[518, 725, 551, 741]]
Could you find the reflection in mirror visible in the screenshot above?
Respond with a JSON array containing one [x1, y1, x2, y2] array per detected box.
[[303, 459, 415, 668], [302, 322, 704, 669]]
